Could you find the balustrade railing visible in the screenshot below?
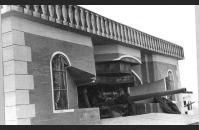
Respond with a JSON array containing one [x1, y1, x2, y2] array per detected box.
[[2, 5, 184, 59]]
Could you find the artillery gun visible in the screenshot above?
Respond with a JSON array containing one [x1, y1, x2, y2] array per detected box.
[[99, 88, 192, 118]]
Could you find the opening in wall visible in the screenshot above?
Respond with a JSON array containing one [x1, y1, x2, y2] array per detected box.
[[165, 70, 176, 101], [50, 52, 74, 113]]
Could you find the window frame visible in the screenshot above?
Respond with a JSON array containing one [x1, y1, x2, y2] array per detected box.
[[50, 51, 74, 113], [165, 69, 176, 101]]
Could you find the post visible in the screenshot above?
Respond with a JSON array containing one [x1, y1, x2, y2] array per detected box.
[[0, 5, 5, 125]]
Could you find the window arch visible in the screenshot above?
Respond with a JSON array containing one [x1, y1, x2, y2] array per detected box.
[[50, 52, 71, 111], [165, 70, 175, 101], [131, 69, 143, 85]]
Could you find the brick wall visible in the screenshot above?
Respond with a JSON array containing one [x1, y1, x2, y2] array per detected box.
[[24, 33, 97, 125]]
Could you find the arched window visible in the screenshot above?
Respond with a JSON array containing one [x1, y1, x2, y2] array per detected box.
[[165, 70, 175, 101], [50, 52, 71, 111]]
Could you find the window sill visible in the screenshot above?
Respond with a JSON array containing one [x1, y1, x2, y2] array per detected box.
[[53, 109, 75, 113]]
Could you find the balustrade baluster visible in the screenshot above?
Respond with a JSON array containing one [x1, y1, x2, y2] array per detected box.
[[170, 44, 173, 56], [182, 47, 184, 58], [48, 5, 55, 22], [139, 32, 142, 47], [123, 26, 128, 43], [151, 37, 155, 51], [164, 42, 167, 54], [100, 17, 105, 36], [146, 35, 149, 49], [135, 31, 139, 46], [165, 43, 168, 54], [153, 38, 156, 51], [105, 18, 109, 38], [109, 20, 113, 39], [85, 10, 91, 32], [11, 5, 23, 12], [133, 30, 137, 45], [120, 25, 125, 42], [69, 5, 74, 27], [62, 5, 68, 26], [176, 46, 179, 57], [163, 42, 166, 53], [141, 32, 144, 47], [143, 33, 146, 48], [169, 43, 171, 55], [156, 39, 159, 51], [180, 47, 183, 58], [161, 41, 164, 53], [160, 40, 163, 53], [150, 37, 153, 50], [127, 27, 131, 44], [33, 5, 40, 17], [156, 39, 159, 52], [91, 12, 96, 34], [145, 35, 149, 49], [166, 43, 169, 54], [167, 43, 170, 55], [55, 5, 62, 24], [134, 31, 138, 46], [74, 6, 80, 29], [113, 21, 117, 40], [96, 14, 101, 35], [158, 40, 161, 52], [144, 34, 147, 48], [41, 5, 48, 20], [175, 45, 178, 56], [173, 45, 176, 56], [80, 8, 86, 31], [140, 32, 144, 47], [24, 5, 32, 15], [116, 23, 121, 41], [137, 32, 141, 47], [130, 29, 134, 44]]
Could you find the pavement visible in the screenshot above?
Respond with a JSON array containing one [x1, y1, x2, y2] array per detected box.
[[94, 113, 199, 125]]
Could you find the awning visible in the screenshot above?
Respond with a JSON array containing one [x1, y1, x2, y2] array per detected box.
[[95, 53, 141, 65]]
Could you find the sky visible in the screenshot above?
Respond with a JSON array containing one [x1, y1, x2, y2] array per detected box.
[[80, 5, 198, 108]]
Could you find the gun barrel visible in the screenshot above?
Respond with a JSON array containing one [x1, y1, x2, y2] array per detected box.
[[128, 88, 189, 103]]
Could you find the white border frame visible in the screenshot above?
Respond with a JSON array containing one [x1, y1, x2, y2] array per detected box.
[[113, 55, 142, 64], [50, 51, 74, 113]]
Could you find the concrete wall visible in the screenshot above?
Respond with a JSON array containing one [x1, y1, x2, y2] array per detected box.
[[152, 54, 182, 108], [130, 79, 166, 97], [1, 13, 97, 125], [24, 33, 96, 124], [94, 44, 141, 62]]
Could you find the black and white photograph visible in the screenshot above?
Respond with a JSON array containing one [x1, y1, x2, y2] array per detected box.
[[0, 4, 199, 125]]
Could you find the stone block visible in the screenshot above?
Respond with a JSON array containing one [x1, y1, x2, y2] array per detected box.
[[2, 30, 25, 47], [3, 45, 31, 62], [5, 104, 35, 121], [4, 60, 27, 75], [5, 90, 30, 106], [6, 118, 31, 125], [4, 75, 34, 92]]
